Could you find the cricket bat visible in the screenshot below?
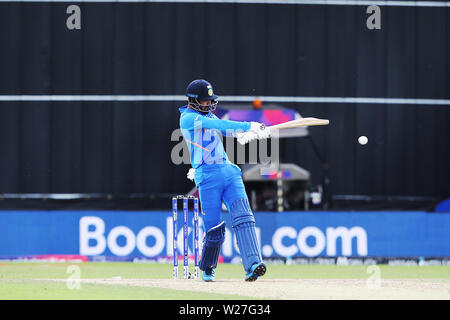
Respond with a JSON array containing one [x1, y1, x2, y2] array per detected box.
[[268, 117, 329, 130]]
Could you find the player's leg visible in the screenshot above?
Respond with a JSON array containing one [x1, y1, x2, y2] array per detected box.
[[222, 167, 266, 281], [197, 178, 225, 282]]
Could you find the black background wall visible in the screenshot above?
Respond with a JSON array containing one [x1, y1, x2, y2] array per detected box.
[[0, 2, 449, 205]]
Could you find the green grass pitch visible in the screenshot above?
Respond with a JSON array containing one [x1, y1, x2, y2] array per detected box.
[[0, 262, 448, 300]]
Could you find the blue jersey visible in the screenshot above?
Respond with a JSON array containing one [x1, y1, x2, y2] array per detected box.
[[179, 105, 250, 172]]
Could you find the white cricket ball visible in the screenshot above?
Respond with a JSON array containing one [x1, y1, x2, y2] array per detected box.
[[358, 136, 368, 145]]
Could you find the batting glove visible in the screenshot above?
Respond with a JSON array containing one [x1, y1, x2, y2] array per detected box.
[[250, 122, 266, 133], [187, 168, 195, 181], [256, 127, 272, 140]]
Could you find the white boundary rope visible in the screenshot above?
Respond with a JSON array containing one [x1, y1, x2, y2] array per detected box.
[[0, 0, 448, 7], [0, 95, 449, 105]]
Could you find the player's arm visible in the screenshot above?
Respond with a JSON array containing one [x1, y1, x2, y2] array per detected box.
[[202, 116, 251, 134], [181, 113, 269, 144], [208, 114, 250, 137], [181, 113, 251, 134]]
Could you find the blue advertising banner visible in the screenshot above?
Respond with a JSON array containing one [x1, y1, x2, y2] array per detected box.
[[0, 210, 449, 259]]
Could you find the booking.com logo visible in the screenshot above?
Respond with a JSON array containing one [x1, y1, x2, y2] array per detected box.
[[79, 216, 368, 258]]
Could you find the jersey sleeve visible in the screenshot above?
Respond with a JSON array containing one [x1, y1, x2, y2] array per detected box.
[[180, 112, 250, 135]]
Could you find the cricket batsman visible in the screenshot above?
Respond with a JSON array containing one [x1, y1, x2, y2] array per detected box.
[[179, 79, 271, 282]]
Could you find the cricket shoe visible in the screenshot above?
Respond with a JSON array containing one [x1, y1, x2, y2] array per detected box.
[[245, 262, 266, 282], [202, 268, 215, 282]]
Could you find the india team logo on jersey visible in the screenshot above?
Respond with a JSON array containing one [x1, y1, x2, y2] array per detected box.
[[207, 85, 213, 96]]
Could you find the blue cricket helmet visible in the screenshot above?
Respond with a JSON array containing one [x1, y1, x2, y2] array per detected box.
[[186, 79, 219, 101], [185, 79, 219, 113]]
